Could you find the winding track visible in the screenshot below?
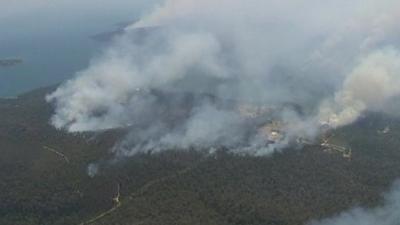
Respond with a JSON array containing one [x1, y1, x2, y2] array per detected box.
[[43, 146, 70, 163], [78, 156, 209, 225]]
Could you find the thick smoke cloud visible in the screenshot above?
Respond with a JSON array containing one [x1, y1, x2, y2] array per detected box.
[[319, 49, 400, 127], [309, 181, 400, 225], [47, 0, 400, 155]]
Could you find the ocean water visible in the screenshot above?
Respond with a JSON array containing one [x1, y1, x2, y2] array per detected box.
[[0, 20, 110, 97], [0, 0, 162, 97], [0, 36, 99, 97]]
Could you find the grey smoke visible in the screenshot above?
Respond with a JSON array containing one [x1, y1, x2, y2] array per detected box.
[[318, 48, 400, 127], [87, 163, 99, 178], [47, 0, 400, 156], [308, 180, 400, 225]]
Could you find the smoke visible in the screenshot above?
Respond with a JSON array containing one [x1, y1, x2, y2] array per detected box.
[[47, 0, 400, 156], [308, 181, 400, 225], [87, 163, 99, 178], [318, 49, 400, 127]]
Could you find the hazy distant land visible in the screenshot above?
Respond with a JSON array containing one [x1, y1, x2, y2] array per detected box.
[[91, 23, 160, 42], [0, 58, 23, 67]]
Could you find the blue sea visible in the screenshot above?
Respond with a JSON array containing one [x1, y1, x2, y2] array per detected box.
[[0, 35, 99, 97], [0, 0, 161, 97]]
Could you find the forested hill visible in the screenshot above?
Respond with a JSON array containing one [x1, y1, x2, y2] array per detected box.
[[1, 87, 400, 225]]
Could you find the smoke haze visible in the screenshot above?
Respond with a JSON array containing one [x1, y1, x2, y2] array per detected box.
[[47, 0, 400, 156], [318, 49, 400, 127], [309, 181, 400, 225]]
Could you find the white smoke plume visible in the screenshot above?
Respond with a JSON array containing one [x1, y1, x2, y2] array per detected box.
[[308, 181, 400, 225], [319, 49, 400, 127], [47, 0, 400, 156], [87, 163, 99, 178]]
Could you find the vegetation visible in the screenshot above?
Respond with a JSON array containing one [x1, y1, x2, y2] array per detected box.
[[1, 87, 400, 225]]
